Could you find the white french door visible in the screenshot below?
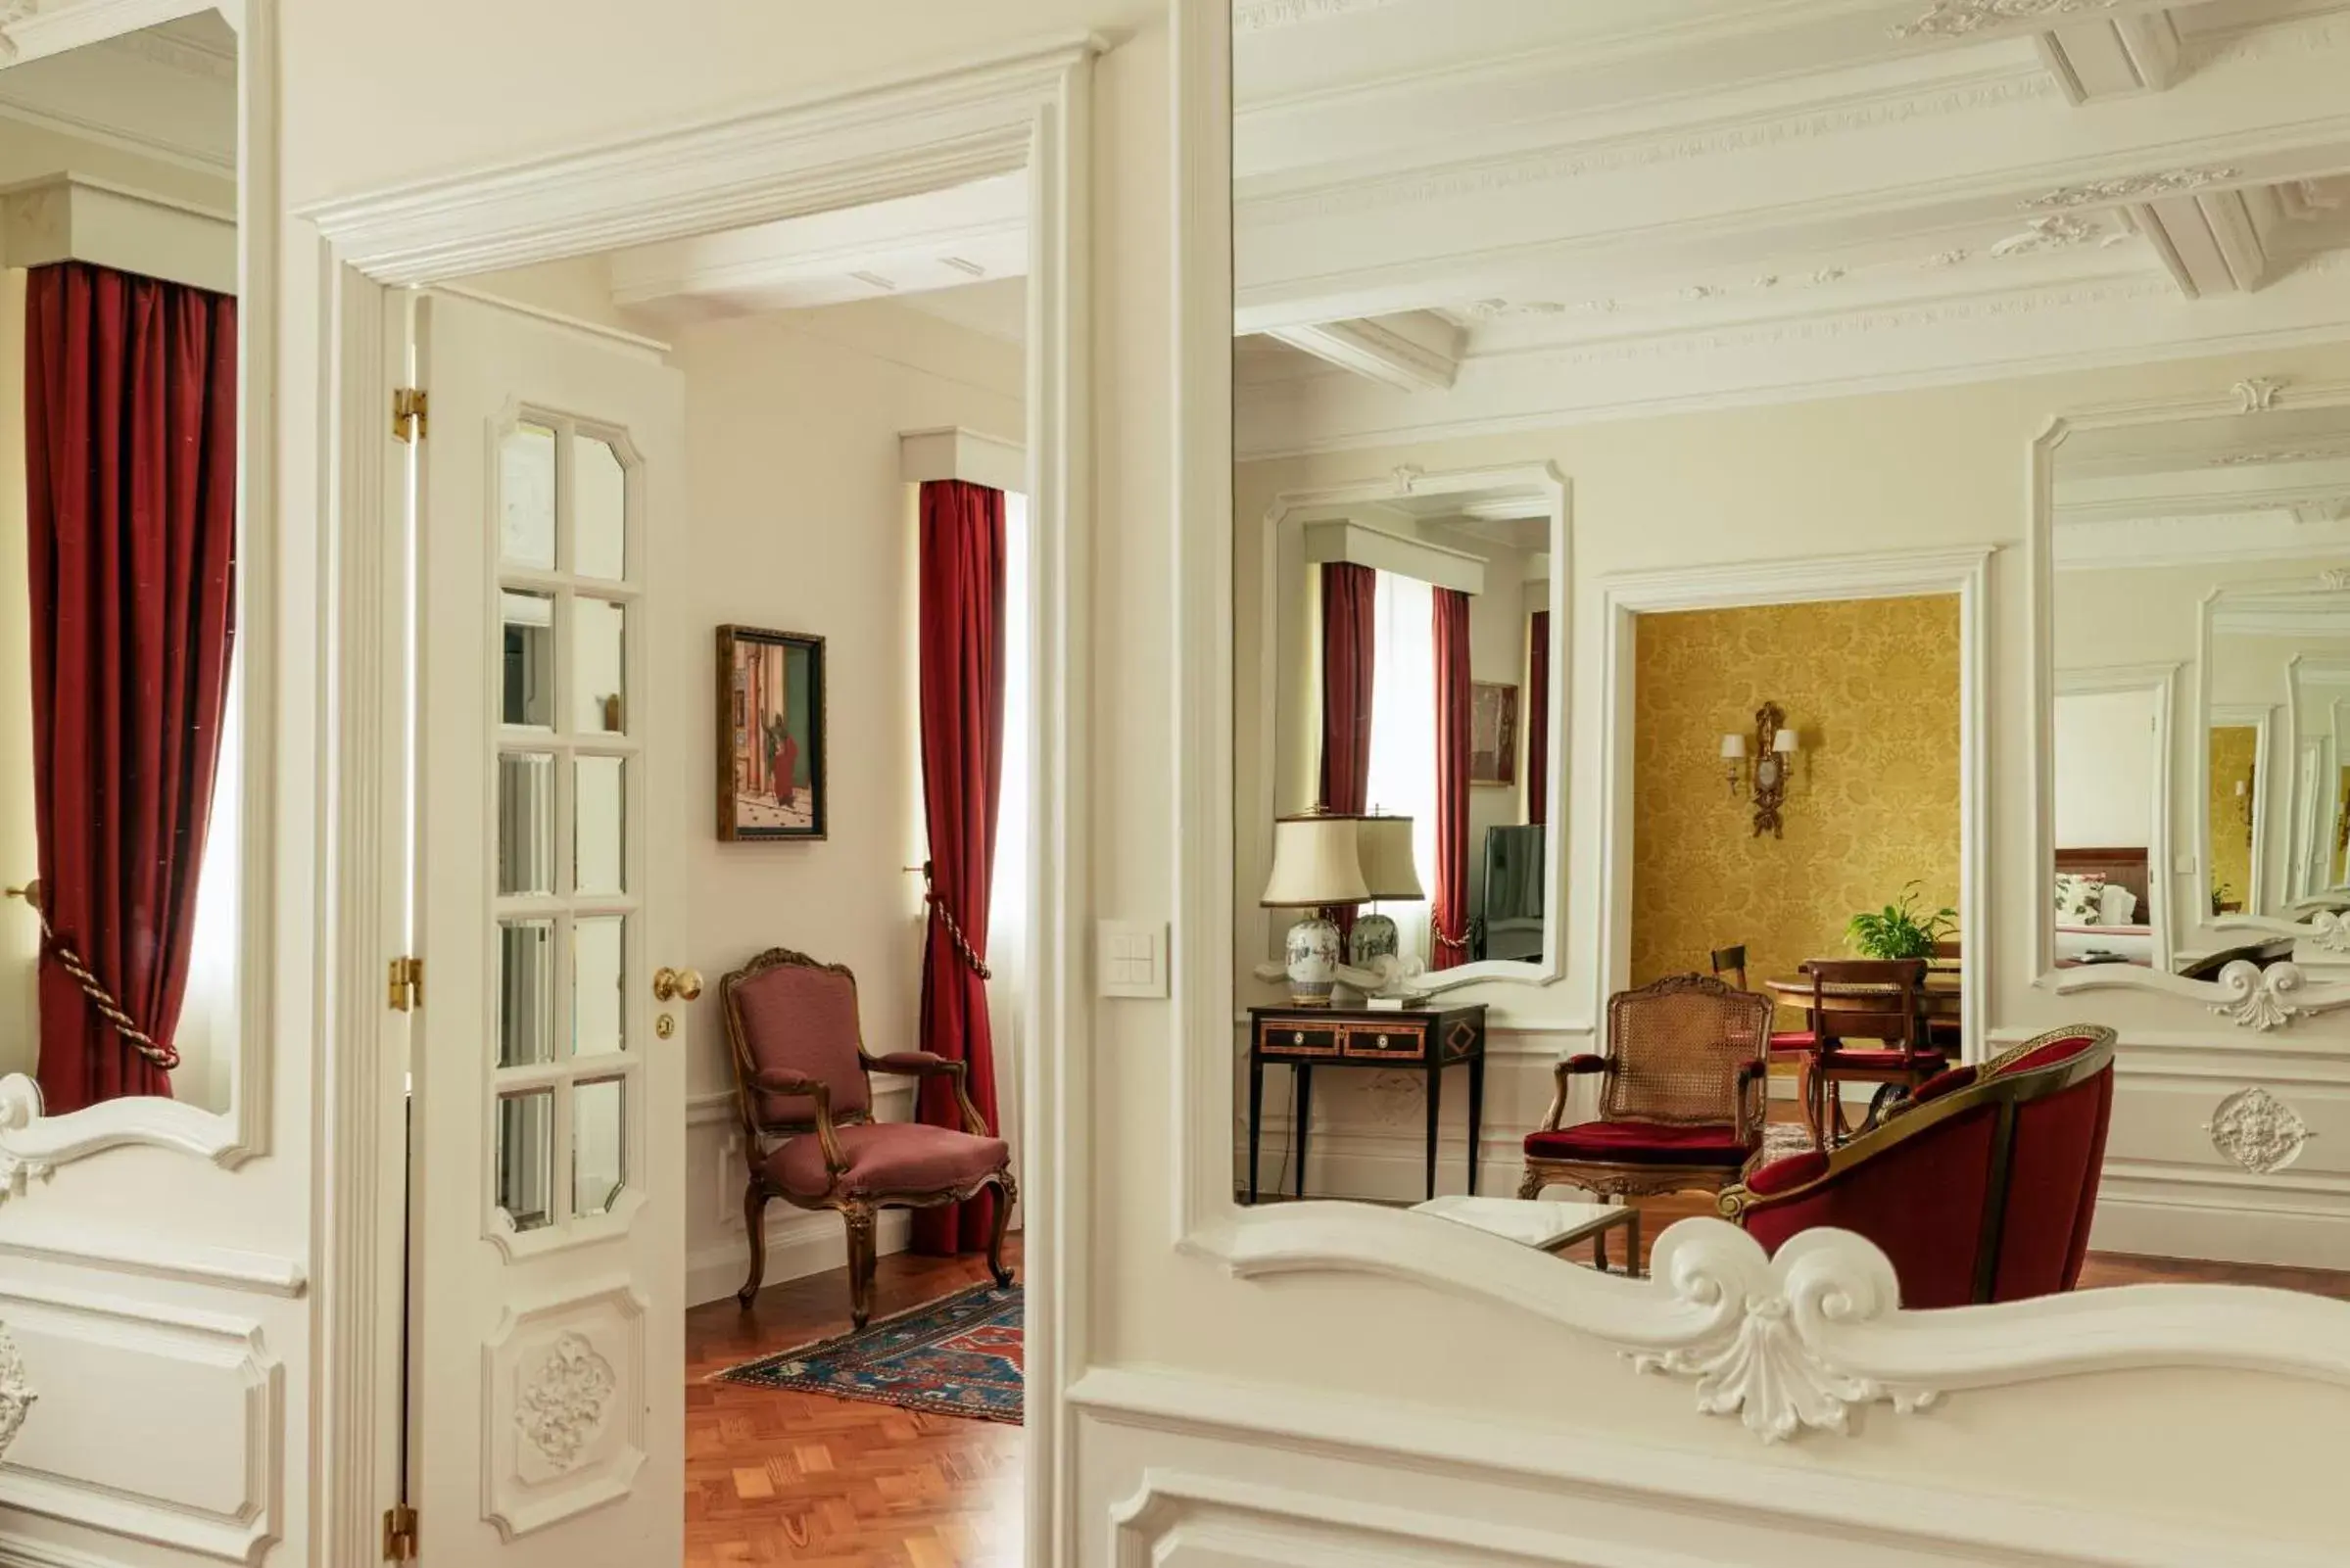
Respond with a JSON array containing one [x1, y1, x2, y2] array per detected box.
[[406, 292, 687, 1564]]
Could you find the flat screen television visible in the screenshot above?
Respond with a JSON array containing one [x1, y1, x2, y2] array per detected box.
[[1480, 824, 1545, 963]]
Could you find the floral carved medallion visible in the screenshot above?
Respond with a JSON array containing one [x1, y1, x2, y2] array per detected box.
[[2206, 1088, 2311, 1174], [515, 1332, 617, 1471], [0, 1323, 32, 1461]]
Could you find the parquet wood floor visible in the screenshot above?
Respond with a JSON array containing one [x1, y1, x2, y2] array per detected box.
[[686, 1238, 1025, 1568]]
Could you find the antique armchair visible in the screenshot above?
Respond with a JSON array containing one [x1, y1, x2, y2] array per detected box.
[[1718, 1026, 2117, 1308], [1800, 958, 1944, 1148], [1518, 974, 1774, 1202], [721, 947, 1015, 1326]]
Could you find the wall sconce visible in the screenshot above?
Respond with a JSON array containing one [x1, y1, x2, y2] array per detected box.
[[1719, 701, 1799, 838]]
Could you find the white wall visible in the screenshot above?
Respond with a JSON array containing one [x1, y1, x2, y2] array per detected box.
[[659, 298, 1025, 1307], [2053, 688, 2156, 848]]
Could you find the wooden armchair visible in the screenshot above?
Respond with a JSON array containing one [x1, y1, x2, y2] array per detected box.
[[1801, 958, 1944, 1149], [721, 947, 1015, 1327], [1518, 974, 1774, 1202]]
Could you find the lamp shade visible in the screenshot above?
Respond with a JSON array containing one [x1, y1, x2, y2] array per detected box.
[[1772, 728, 1798, 755], [1261, 815, 1371, 908], [1719, 733, 1748, 759], [1356, 815, 1425, 901]]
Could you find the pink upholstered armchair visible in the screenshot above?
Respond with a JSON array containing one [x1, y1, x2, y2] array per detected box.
[[1717, 1025, 2117, 1308], [721, 947, 1015, 1326]]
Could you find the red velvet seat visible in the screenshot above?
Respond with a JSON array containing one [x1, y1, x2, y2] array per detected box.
[[1717, 1026, 2117, 1308], [723, 948, 1015, 1327], [1519, 974, 1773, 1205]]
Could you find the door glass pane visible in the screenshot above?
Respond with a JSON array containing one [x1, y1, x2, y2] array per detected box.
[[575, 435, 627, 582], [574, 756, 625, 896], [496, 1089, 555, 1232], [496, 918, 555, 1068], [497, 752, 555, 896], [501, 592, 555, 729], [572, 915, 625, 1058], [574, 1076, 626, 1217], [500, 421, 556, 569], [575, 597, 625, 736]]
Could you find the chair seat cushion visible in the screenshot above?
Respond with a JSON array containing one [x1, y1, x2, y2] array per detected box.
[[764, 1120, 1009, 1201], [1524, 1119, 1755, 1166], [1767, 1031, 1816, 1054], [1817, 1048, 1945, 1072]]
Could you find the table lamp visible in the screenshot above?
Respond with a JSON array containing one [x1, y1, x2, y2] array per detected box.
[[1349, 814, 1425, 970], [1260, 814, 1371, 1006]]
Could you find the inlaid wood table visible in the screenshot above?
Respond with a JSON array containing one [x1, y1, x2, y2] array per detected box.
[[1245, 1003, 1487, 1204], [1762, 971, 1960, 1021]]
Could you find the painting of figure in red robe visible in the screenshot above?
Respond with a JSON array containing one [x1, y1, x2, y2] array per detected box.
[[716, 625, 828, 840]]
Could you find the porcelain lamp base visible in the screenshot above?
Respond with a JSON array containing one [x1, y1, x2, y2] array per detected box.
[[1283, 913, 1342, 1007]]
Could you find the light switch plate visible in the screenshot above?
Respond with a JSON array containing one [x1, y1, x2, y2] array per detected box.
[[1097, 919, 1169, 999]]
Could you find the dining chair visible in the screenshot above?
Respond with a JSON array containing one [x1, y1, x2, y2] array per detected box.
[[1925, 938, 1963, 1057], [1801, 957, 1943, 1148], [1710, 941, 1820, 1058]]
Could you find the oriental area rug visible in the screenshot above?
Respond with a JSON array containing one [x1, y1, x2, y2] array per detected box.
[[713, 1283, 1024, 1424]]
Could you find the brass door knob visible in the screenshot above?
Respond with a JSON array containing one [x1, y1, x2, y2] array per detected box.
[[652, 966, 703, 1002]]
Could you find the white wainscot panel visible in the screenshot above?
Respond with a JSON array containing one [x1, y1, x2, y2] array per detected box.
[[0, 1284, 281, 1563], [2096, 1045, 2350, 1270]]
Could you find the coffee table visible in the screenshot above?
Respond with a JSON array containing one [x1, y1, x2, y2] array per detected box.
[[1412, 1194, 1642, 1276]]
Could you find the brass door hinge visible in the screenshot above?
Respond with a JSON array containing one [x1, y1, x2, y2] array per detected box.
[[382, 1502, 418, 1561], [392, 386, 428, 443], [387, 956, 423, 1012]]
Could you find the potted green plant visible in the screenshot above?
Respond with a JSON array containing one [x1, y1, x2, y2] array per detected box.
[[1846, 881, 1956, 960]]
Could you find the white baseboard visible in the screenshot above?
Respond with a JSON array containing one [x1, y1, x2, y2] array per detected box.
[[2092, 1187, 2350, 1271], [686, 1207, 913, 1307]]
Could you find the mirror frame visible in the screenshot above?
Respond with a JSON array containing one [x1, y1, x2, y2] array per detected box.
[[1249, 460, 1570, 997], [2035, 376, 2350, 1016], [0, 0, 279, 1181]]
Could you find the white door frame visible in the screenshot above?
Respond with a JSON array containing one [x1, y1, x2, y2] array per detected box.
[[300, 39, 1100, 1565], [2052, 663, 2179, 974]]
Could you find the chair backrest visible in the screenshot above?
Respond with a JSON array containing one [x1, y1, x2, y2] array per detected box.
[[720, 948, 874, 1133], [1722, 1026, 2117, 1307], [1707, 944, 1749, 990], [1801, 957, 1925, 1052], [1602, 974, 1773, 1128]]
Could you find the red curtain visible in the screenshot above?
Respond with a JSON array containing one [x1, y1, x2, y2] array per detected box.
[[913, 479, 1007, 1255], [25, 261, 237, 1111], [1318, 562, 1374, 814], [1430, 589, 1472, 970], [1525, 610, 1550, 826]]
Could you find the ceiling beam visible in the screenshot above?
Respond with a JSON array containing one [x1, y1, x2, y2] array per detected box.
[[2035, 9, 2181, 104], [1265, 311, 1463, 392]]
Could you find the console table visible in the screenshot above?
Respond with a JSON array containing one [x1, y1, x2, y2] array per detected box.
[[1244, 1003, 1487, 1204]]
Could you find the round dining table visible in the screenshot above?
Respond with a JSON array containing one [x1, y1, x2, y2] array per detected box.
[[1762, 970, 1961, 1019]]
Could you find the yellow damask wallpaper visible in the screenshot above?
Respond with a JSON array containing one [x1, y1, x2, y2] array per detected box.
[[2208, 725, 2258, 913], [1629, 595, 1961, 1021]]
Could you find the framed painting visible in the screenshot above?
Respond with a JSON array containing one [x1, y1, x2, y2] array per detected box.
[[1469, 680, 1518, 788], [716, 625, 827, 840]]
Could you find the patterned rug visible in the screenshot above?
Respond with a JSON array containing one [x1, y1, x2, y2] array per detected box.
[[713, 1282, 1023, 1424]]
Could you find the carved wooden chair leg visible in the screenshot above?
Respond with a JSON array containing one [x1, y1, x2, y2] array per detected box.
[[985, 1173, 1017, 1288], [1516, 1165, 1547, 1200], [844, 1206, 879, 1329], [737, 1183, 769, 1308]]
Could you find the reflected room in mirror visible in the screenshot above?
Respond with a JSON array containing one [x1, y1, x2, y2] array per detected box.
[[2051, 404, 2350, 978], [0, 12, 243, 1114]]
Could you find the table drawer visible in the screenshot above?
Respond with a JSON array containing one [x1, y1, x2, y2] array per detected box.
[[1259, 1022, 1343, 1058], [1343, 1023, 1426, 1060]]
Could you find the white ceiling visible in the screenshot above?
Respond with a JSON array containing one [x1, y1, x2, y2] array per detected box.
[[0, 12, 236, 175]]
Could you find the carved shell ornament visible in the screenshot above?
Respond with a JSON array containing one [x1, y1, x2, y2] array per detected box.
[[1626, 1222, 1938, 1443], [0, 1323, 32, 1462], [515, 1332, 618, 1471], [2206, 1088, 2312, 1174]]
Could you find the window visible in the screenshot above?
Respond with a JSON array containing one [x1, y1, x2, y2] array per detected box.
[[1365, 569, 1437, 963]]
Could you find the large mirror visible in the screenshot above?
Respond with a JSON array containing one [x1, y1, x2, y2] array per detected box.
[[0, 7, 244, 1117], [1231, 0, 2350, 1315], [2051, 404, 2350, 976]]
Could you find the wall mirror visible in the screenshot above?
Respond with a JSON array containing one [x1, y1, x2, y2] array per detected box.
[[2048, 395, 2350, 979], [0, 0, 261, 1156]]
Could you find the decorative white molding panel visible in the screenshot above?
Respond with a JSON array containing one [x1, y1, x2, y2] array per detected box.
[[0, 1323, 31, 1462], [2027, 167, 2243, 209], [1892, 0, 2139, 40], [482, 1284, 647, 1540], [515, 1332, 617, 1473], [2206, 1087, 2313, 1174]]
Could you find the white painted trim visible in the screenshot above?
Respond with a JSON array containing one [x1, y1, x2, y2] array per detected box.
[[1298, 519, 1484, 596], [0, 0, 279, 1186], [309, 31, 1096, 1563], [1074, 1363, 2347, 1568], [2051, 661, 2179, 973], [0, 173, 236, 294], [1248, 460, 1570, 998], [0, 1223, 304, 1297], [897, 425, 1027, 493], [684, 1208, 912, 1310], [1594, 546, 1992, 1059]]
